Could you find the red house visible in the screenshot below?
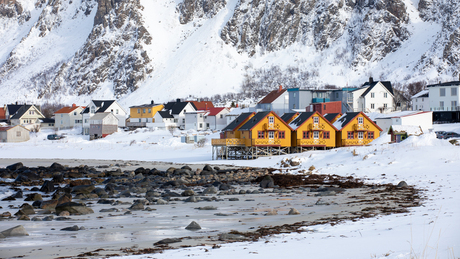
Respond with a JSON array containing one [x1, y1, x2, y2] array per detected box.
[[306, 101, 341, 115]]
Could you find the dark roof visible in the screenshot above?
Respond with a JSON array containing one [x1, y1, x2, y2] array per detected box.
[[280, 113, 298, 123], [324, 113, 341, 122], [333, 112, 361, 130], [10, 105, 32, 119], [258, 89, 287, 104], [82, 100, 116, 114], [361, 81, 394, 97], [222, 112, 254, 131], [40, 118, 55, 123], [288, 112, 315, 129], [239, 112, 271, 131], [6, 104, 23, 116], [129, 102, 159, 108], [158, 111, 174, 119], [427, 81, 460, 87], [164, 101, 193, 115]]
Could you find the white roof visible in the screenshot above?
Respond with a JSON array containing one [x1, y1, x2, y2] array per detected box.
[[390, 125, 423, 135], [411, 90, 429, 99], [227, 107, 251, 116], [372, 111, 430, 119]]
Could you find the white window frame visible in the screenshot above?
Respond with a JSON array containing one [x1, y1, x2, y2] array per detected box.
[[313, 116, 319, 124], [313, 131, 319, 139], [358, 117, 363, 124], [268, 131, 275, 139], [358, 132, 364, 139], [268, 116, 274, 124]]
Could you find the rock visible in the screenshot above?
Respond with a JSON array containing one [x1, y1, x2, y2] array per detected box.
[[202, 186, 217, 195], [154, 238, 182, 245], [12, 190, 23, 198], [228, 198, 239, 201], [55, 202, 94, 215], [61, 225, 80, 231], [57, 194, 72, 205], [195, 206, 217, 210], [31, 216, 42, 221], [99, 208, 119, 213], [288, 208, 300, 215], [25, 193, 43, 202], [202, 164, 213, 172], [156, 198, 168, 205], [219, 233, 248, 241], [58, 211, 70, 217], [40, 180, 55, 193], [181, 189, 195, 196], [259, 175, 275, 188], [17, 215, 30, 220], [50, 162, 65, 171], [397, 181, 408, 188], [43, 215, 54, 221], [52, 174, 65, 183], [1, 212, 12, 218], [185, 221, 201, 230], [265, 209, 278, 216], [41, 200, 58, 210], [129, 202, 144, 211], [18, 203, 35, 215], [71, 185, 95, 195], [6, 162, 23, 171], [1, 225, 29, 237], [184, 196, 198, 202]]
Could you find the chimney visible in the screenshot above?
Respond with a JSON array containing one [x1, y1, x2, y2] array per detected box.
[[278, 85, 283, 92], [72, 103, 76, 107], [369, 77, 374, 84], [151, 100, 154, 105], [205, 103, 208, 110], [176, 98, 180, 103]]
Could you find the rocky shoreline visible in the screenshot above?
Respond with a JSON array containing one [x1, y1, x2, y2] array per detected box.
[[0, 159, 422, 258]]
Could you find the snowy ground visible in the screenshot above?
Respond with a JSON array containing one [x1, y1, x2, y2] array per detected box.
[[0, 125, 459, 259]]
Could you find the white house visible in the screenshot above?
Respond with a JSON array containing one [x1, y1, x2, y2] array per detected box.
[[373, 111, 433, 133], [163, 100, 196, 130], [411, 90, 429, 111], [0, 125, 30, 142], [82, 100, 127, 135], [148, 111, 176, 129], [89, 112, 119, 139], [204, 107, 230, 130], [54, 104, 85, 129], [427, 80, 460, 111], [252, 86, 289, 115], [9, 105, 45, 130], [348, 78, 395, 113], [185, 111, 207, 131]]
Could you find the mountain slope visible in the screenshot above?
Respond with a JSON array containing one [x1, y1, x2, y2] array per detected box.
[[0, 0, 459, 107]]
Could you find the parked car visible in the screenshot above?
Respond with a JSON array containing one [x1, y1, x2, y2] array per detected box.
[[440, 132, 460, 139], [47, 134, 65, 140], [435, 131, 446, 139]]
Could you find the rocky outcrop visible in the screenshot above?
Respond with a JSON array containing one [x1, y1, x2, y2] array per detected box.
[[177, 0, 226, 24]]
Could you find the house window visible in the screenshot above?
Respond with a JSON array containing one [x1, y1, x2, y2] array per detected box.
[[16, 131, 21, 137], [139, 119, 141, 122], [137, 109, 140, 114], [324, 131, 330, 139], [61, 120, 63, 124], [368, 131, 374, 139], [91, 106, 95, 113], [313, 116, 319, 124], [199, 123, 203, 128], [74, 112, 77, 116], [293, 104, 296, 109], [336, 93, 339, 98], [220, 114, 223, 119], [451, 88, 457, 96], [61, 114, 63, 118], [268, 131, 274, 139], [371, 103, 375, 109], [143, 109, 146, 113], [116, 109, 119, 114], [85, 119, 88, 123], [384, 93, 388, 98], [279, 131, 285, 139], [268, 116, 274, 124], [323, 104, 326, 110], [174, 119, 178, 123], [383, 103, 388, 108], [258, 131, 264, 139], [199, 114, 203, 118], [148, 108, 151, 113], [206, 123, 209, 128], [347, 131, 354, 139], [358, 132, 364, 139], [358, 117, 363, 124], [440, 101, 444, 110], [303, 131, 309, 139], [440, 88, 446, 96], [313, 131, 319, 139], [371, 93, 375, 98], [182, 118, 185, 123], [452, 101, 457, 110]]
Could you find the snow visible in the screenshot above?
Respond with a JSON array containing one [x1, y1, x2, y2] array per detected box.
[[0, 124, 459, 259]]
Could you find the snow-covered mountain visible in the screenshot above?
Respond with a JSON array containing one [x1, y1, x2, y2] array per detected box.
[[0, 0, 459, 107]]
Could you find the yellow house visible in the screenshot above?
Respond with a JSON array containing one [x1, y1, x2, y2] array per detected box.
[[333, 112, 382, 147], [212, 112, 255, 147], [289, 112, 338, 149], [128, 102, 164, 126], [238, 111, 292, 147]]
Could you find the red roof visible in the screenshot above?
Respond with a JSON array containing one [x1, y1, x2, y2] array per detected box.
[[190, 101, 214, 110], [206, 107, 227, 116], [55, 105, 84, 114], [0, 126, 14, 131], [0, 107, 5, 120], [258, 86, 286, 104]]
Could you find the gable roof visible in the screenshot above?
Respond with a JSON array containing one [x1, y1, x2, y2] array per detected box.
[[280, 112, 298, 123], [0, 125, 30, 132], [82, 100, 117, 114], [238, 112, 271, 131], [288, 112, 315, 130], [90, 112, 118, 121], [164, 101, 193, 115], [206, 107, 227, 116], [55, 106, 84, 114], [222, 112, 254, 131], [333, 112, 382, 131], [258, 88, 287, 104], [10, 105, 44, 120], [189, 101, 214, 110], [361, 81, 394, 97], [40, 118, 55, 123], [129, 102, 161, 108], [411, 90, 429, 99], [157, 111, 174, 119], [323, 113, 342, 123]]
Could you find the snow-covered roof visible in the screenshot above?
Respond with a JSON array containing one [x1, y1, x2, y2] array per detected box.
[[373, 111, 431, 120], [389, 125, 423, 135], [411, 90, 429, 99], [227, 107, 251, 116]]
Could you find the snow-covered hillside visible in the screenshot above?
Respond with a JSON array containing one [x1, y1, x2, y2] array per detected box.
[[0, 0, 460, 106]]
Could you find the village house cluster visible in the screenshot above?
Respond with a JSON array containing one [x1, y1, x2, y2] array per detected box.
[[1, 77, 455, 147]]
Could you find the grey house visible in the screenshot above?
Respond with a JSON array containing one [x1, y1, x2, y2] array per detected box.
[[0, 125, 30, 143], [89, 113, 119, 139]]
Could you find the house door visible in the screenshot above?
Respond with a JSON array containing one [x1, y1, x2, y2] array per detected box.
[[268, 131, 274, 144]]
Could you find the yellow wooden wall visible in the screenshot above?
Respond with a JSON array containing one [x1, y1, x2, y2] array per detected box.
[[130, 105, 164, 119], [337, 113, 380, 147], [292, 113, 337, 148], [245, 112, 292, 147]]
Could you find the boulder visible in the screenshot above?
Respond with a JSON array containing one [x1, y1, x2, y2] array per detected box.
[[202, 186, 217, 195], [40, 180, 55, 193], [184, 196, 198, 202], [6, 162, 23, 171], [71, 185, 95, 195], [288, 208, 300, 215], [154, 238, 182, 245], [41, 200, 58, 210], [61, 225, 80, 231], [18, 203, 35, 215], [129, 202, 144, 211], [219, 233, 248, 241], [259, 175, 275, 188], [50, 162, 65, 171], [185, 221, 201, 230], [1, 225, 29, 237], [397, 181, 408, 188], [265, 209, 278, 216], [55, 202, 94, 215], [181, 189, 195, 196]]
